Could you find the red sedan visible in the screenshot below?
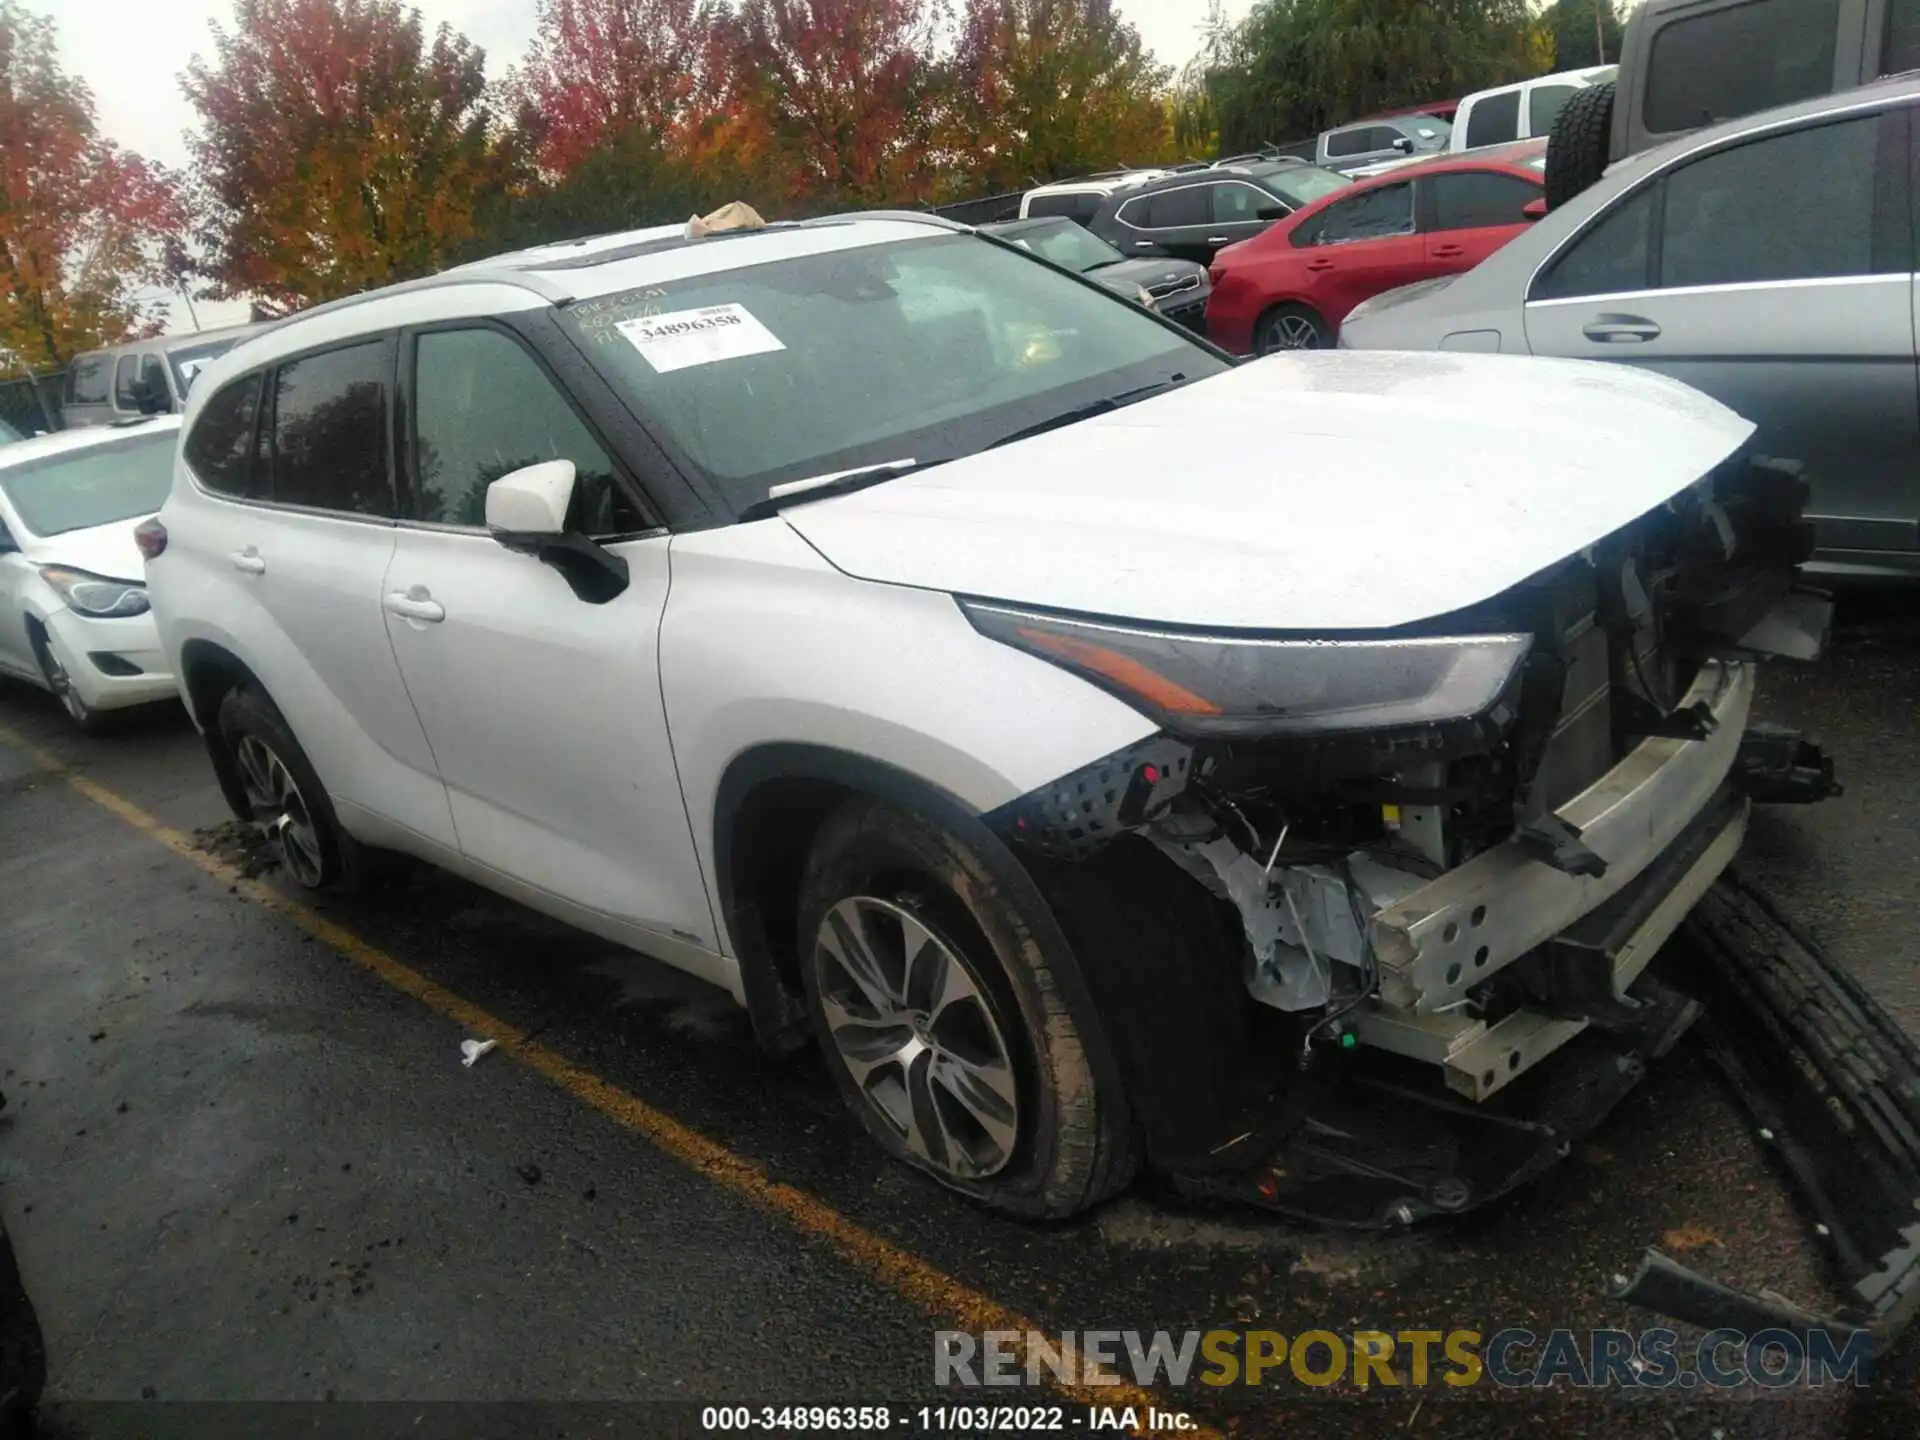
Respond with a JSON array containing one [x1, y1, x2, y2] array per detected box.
[[1206, 140, 1546, 355]]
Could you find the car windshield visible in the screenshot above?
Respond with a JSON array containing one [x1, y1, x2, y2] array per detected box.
[[561, 232, 1222, 506], [1261, 166, 1353, 206], [0, 429, 175, 537], [997, 223, 1125, 274], [168, 337, 242, 395]]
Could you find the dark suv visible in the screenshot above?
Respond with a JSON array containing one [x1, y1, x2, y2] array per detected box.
[[1088, 162, 1353, 265]]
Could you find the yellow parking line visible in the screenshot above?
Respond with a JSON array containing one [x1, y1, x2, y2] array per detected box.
[[0, 722, 1222, 1437]]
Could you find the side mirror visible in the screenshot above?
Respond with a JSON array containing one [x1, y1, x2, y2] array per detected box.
[[486, 459, 629, 604], [1522, 197, 1548, 220], [1393, 137, 1414, 153], [1255, 203, 1287, 221], [131, 379, 170, 415]]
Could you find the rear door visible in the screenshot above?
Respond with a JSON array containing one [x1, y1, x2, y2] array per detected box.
[[1422, 169, 1542, 273], [1289, 180, 1427, 323], [380, 320, 717, 951], [1524, 105, 1918, 560]]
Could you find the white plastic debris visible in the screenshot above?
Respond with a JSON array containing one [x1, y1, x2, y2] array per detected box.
[[460, 1038, 497, 1068]]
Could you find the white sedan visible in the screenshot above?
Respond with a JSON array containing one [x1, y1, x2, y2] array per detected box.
[[0, 418, 181, 730]]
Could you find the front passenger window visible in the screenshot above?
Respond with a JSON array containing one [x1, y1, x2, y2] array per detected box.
[[1530, 186, 1655, 301], [411, 327, 642, 537]]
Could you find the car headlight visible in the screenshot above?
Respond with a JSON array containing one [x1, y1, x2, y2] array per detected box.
[[961, 601, 1530, 739], [39, 566, 151, 618], [1135, 285, 1158, 310]]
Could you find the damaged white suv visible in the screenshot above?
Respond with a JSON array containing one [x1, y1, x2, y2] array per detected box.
[[145, 212, 1832, 1222]]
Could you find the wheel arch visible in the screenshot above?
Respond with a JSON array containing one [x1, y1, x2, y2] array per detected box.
[[177, 637, 270, 821], [712, 743, 1003, 1054]]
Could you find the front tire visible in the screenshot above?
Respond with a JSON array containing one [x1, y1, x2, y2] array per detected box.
[[29, 628, 108, 735], [1255, 302, 1333, 353], [216, 685, 352, 889], [795, 798, 1137, 1217]]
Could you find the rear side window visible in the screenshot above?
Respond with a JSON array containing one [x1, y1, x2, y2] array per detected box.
[[1531, 186, 1655, 300], [1325, 126, 1374, 158], [266, 340, 393, 516], [1658, 113, 1908, 287], [1430, 170, 1541, 229], [66, 355, 110, 405], [1465, 91, 1521, 148], [1146, 186, 1210, 227], [1315, 182, 1415, 243], [1643, 0, 1840, 135], [1211, 182, 1270, 222], [410, 327, 642, 537], [183, 373, 266, 498], [1528, 84, 1578, 135]]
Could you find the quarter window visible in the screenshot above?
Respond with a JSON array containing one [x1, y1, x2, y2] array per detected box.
[[183, 373, 266, 499], [1145, 186, 1210, 228], [1315, 183, 1415, 244], [410, 327, 642, 536], [1465, 90, 1522, 148], [265, 340, 393, 516], [1431, 171, 1541, 230], [1643, 0, 1840, 135], [1531, 186, 1655, 301], [1528, 84, 1578, 135], [1659, 114, 1907, 287]]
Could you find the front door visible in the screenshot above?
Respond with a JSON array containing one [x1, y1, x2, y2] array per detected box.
[[381, 322, 717, 950], [1524, 107, 1920, 559]]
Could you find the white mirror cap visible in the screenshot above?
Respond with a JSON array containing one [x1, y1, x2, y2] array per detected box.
[[486, 459, 576, 535]]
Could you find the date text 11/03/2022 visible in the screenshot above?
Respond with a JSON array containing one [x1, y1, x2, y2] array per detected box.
[[699, 1406, 1198, 1432]]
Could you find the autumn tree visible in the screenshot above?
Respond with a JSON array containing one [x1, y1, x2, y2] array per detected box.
[[726, 0, 952, 209], [509, 0, 727, 178], [1205, 0, 1540, 153], [182, 0, 496, 312], [0, 3, 185, 374], [951, 0, 1174, 192]]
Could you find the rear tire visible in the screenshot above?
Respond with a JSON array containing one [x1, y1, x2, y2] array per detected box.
[[1255, 302, 1333, 354], [216, 685, 353, 889], [795, 798, 1137, 1218], [1545, 80, 1615, 211]]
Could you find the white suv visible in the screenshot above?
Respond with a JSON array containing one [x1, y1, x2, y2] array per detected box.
[[147, 211, 1826, 1220]]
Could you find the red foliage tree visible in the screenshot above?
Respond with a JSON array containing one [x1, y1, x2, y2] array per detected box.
[[0, 2, 186, 373], [182, 0, 495, 310], [510, 0, 729, 178]]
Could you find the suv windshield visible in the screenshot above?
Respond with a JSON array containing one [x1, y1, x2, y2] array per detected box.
[[561, 232, 1221, 507], [0, 429, 175, 537], [168, 337, 243, 396], [992, 222, 1125, 273], [1260, 166, 1353, 206]]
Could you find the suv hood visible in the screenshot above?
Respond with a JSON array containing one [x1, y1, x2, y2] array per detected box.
[[780, 351, 1754, 632]]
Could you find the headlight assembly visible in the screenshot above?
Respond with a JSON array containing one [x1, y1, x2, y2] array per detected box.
[[39, 566, 151, 618], [961, 601, 1530, 739]]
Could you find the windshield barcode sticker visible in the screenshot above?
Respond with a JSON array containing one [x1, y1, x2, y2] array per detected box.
[[614, 303, 786, 373]]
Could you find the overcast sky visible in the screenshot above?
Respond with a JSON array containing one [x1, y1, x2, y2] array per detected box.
[[36, 0, 1257, 333]]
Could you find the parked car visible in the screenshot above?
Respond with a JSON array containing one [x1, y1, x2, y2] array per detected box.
[[1087, 161, 1352, 266], [1546, 0, 1917, 207], [145, 210, 1826, 1222], [1316, 113, 1453, 174], [1017, 170, 1168, 226], [61, 324, 264, 430], [1452, 66, 1616, 155], [0, 419, 180, 730], [1341, 76, 1920, 580], [978, 216, 1211, 331], [1208, 141, 1546, 353]]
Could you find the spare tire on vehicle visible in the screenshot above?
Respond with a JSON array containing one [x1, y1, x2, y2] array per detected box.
[[1545, 79, 1616, 211]]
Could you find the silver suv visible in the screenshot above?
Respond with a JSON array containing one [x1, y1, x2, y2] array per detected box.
[[61, 325, 264, 430]]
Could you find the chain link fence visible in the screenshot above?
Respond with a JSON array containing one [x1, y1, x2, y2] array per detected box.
[[0, 371, 65, 438]]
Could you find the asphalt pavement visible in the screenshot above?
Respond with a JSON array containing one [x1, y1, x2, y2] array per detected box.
[[4, 597, 1920, 1439]]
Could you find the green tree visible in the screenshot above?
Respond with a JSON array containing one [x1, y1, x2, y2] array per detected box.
[[1547, 0, 1623, 69], [1206, 0, 1540, 154]]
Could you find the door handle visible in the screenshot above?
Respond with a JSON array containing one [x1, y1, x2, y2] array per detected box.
[[1432, 244, 1465, 257], [1581, 313, 1662, 343], [229, 548, 265, 576], [1306, 259, 1335, 272], [1134, 241, 1156, 249], [383, 587, 445, 623], [1206, 235, 1231, 245]]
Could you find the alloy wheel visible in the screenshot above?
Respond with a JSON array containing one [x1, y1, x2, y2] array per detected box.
[[813, 895, 1021, 1181], [36, 645, 91, 726], [233, 734, 325, 886], [1261, 312, 1322, 352]]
